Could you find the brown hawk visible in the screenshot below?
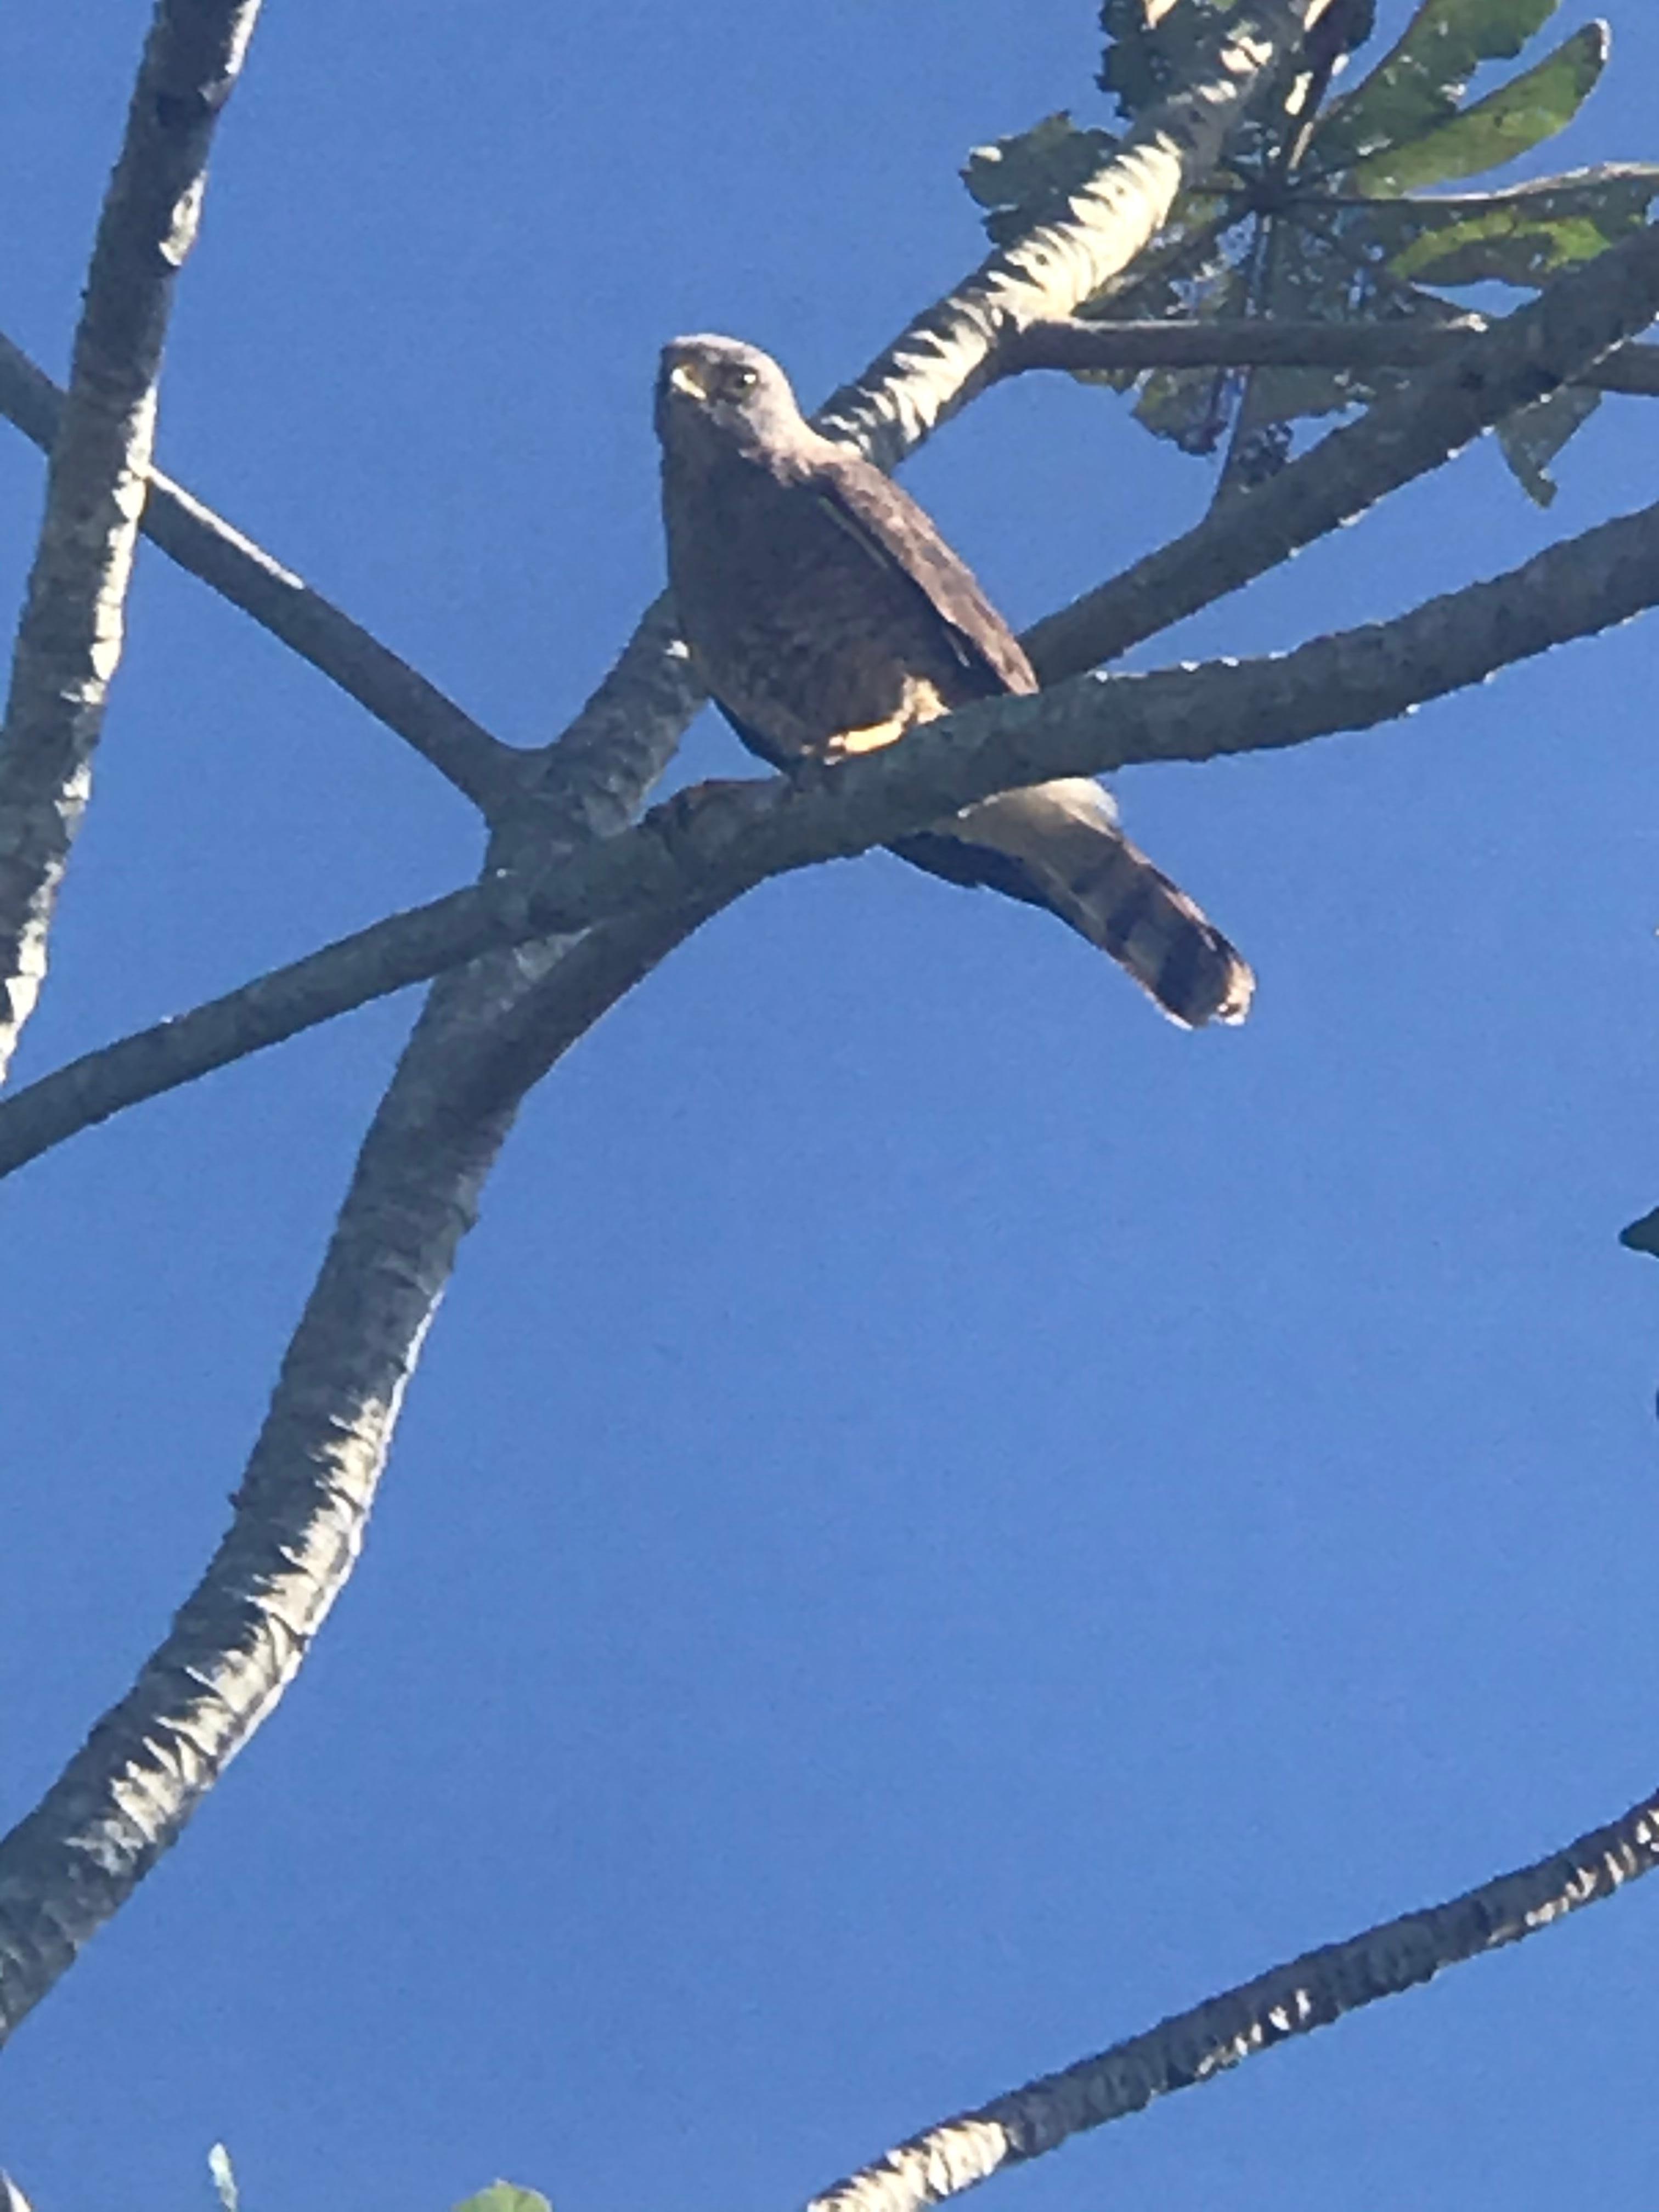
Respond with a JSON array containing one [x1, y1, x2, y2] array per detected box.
[[656, 334, 1253, 1027]]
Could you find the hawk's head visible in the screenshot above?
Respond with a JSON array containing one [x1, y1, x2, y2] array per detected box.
[[655, 335, 807, 461]]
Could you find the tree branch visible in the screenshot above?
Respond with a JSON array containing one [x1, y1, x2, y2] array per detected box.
[[0, 0, 263, 1083], [804, 1780, 1659, 2212], [0, 330, 519, 813], [1021, 217, 1659, 680], [0, 0, 1418, 2025], [1007, 315, 1659, 393], [814, 0, 1340, 467], [3, 481, 1655, 1181], [0, 661, 693, 2039], [501, 0, 1340, 797], [0, 963, 522, 2040]]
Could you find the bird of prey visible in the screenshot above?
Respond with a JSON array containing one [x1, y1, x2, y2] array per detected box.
[[656, 333, 1253, 1026]]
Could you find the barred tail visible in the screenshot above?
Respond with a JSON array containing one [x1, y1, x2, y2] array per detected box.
[[890, 777, 1254, 1029]]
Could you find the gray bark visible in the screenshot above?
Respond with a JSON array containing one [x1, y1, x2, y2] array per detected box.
[[1007, 317, 1659, 393], [804, 1782, 1659, 2212], [1, 472, 1657, 1181], [0, 329, 518, 810], [0, 0, 264, 1079]]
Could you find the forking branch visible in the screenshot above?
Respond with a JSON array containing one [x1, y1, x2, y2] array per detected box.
[[3, 13, 1656, 2196], [0, 0, 1368, 2041]]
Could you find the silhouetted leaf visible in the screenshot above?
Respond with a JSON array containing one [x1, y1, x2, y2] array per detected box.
[[1097, 0, 1239, 125], [962, 112, 1119, 246], [1494, 380, 1600, 503]]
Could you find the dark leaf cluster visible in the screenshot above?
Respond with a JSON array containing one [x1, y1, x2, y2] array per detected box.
[[966, 0, 1656, 502]]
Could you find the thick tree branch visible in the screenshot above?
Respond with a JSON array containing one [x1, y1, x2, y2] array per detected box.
[[1007, 315, 1659, 393], [440, 894, 735, 1126], [1022, 217, 1659, 680], [0, 966, 521, 2040], [805, 1781, 1659, 2212], [0, 0, 263, 1082], [814, 0, 1339, 467], [0, 330, 518, 812], [0, 674, 691, 2039], [3, 483, 1655, 1181]]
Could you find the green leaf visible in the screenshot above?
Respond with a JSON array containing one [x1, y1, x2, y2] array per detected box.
[[962, 112, 1119, 246], [453, 2188, 552, 2212], [1350, 22, 1607, 194], [1097, 1, 1241, 126], [1314, 0, 1562, 171], [1369, 166, 1659, 286], [1494, 380, 1600, 503]]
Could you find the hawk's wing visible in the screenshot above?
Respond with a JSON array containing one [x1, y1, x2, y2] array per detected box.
[[807, 448, 1037, 699], [780, 454, 1254, 1028]]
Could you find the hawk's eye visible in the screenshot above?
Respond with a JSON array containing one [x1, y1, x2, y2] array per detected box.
[[728, 365, 759, 395]]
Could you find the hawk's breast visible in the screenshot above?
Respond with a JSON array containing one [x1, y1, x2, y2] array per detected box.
[[664, 449, 980, 761]]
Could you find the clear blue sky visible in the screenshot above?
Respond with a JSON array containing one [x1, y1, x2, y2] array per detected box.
[[1, 4, 1656, 2207]]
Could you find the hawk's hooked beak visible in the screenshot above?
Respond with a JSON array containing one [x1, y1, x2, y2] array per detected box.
[[667, 358, 708, 400]]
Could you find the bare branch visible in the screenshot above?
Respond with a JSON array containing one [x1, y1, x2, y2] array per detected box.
[[1007, 316, 1659, 393], [0, 0, 263, 1082], [1022, 218, 1659, 680], [805, 1782, 1659, 2212], [509, 596, 703, 838], [442, 894, 734, 1126], [3, 483, 1655, 1180], [0, 330, 518, 812]]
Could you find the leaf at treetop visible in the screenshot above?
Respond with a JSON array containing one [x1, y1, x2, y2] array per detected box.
[[1368, 166, 1659, 288], [1313, 0, 1561, 172], [1494, 380, 1600, 504], [1348, 22, 1607, 195], [962, 112, 1119, 246], [453, 2187, 554, 2212], [1097, 0, 1239, 126]]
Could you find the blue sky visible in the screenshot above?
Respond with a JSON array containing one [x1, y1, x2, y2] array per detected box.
[[1, 3, 1657, 2207]]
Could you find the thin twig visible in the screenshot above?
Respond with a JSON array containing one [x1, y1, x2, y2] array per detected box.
[[805, 1780, 1659, 2212], [0, 330, 518, 812], [2, 483, 1655, 1182], [0, 0, 263, 1082]]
